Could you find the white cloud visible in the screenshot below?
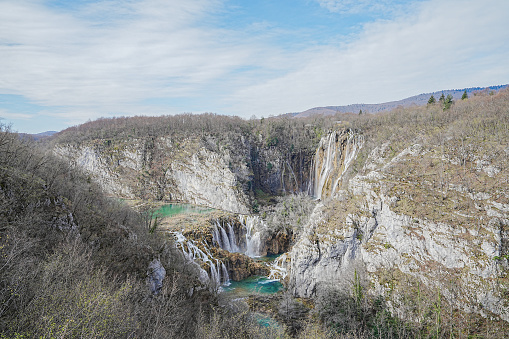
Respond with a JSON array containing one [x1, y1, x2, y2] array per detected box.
[[228, 0, 509, 116], [0, 110, 33, 120], [1, 0, 508, 129], [0, 0, 259, 108]]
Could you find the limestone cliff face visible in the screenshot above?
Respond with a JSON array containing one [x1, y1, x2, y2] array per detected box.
[[54, 142, 141, 198], [289, 131, 509, 320], [54, 136, 252, 214], [252, 146, 313, 195], [53, 133, 314, 213]]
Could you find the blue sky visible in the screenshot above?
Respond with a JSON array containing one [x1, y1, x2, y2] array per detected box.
[[1, 0, 508, 134]]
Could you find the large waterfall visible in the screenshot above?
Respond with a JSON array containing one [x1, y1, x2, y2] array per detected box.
[[310, 130, 364, 200]]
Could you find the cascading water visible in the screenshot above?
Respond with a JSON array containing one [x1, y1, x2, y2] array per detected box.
[[268, 253, 288, 280], [239, 215, 264, 257], [227, 222, 240, 253], [312, 130, 364, 200], [212, 220, 241, 253], [331, 131, 363, 194], [174, 231, 230, 288], [211, 216, 265, 258], [314, 131, 337, 199]]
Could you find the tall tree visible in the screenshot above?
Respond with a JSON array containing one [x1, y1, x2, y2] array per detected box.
[[438, 92, 445, 104], [461, 90, 468, 100], [443, 94, 454, 110], [428, 95, 436, 105]]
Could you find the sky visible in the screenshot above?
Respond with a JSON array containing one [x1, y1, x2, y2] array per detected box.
[[1, 0, 508, 134]]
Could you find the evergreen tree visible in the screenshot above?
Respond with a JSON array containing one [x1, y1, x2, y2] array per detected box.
[[438, 92, 445, 104], [428, 95, 436, 105], [443, 94, 454, 110], [461, 90, 468, 100], [359, 109, 363, 115]]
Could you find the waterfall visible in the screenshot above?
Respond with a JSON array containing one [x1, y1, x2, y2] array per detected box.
[[268, 253, 288, 280], [221, 262, 230, 286], [212, 220, 241, 253], [212, 223, 223, 249], [331, 131, 363, 194], [219, 223, 231, 252], [211, 216, 264, 257], [307, 157, 315, 196], [314, 131, 338, 199], [227, 222, 240, 252], [312, 130, 364, 200], [239, 215, 265, 257], [173, 231, 230, 287]]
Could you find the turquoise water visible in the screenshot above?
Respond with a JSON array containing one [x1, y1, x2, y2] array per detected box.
[[253, 253, 281, 263], [153, 203, 214, 218], [253, 313, 280, 328], [223, 277, 284, 330], [222, 276, 283, 298]]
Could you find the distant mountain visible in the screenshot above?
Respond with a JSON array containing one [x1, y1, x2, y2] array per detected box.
[[19, 130, 58, 141], [293, 84, 508, 118]]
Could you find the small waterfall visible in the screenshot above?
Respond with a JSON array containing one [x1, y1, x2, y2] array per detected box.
[[219, 223, 231, 252], [212, 220, 241, 253], [268, 253, 288, 280], [212, 223, 223, 249], [173, 232, 230, 287], [227, 222, 240, 252], [221, 262, 230, 286], [239, 215, 265, 257]]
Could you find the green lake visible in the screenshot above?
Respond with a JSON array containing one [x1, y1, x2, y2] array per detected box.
[[152, 203, 214, 218], [222, 276, 283, 298]]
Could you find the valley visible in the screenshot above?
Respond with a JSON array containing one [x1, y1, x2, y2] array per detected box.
[[1, 89, 509, 338]]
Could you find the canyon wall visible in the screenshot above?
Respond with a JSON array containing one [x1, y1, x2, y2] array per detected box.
[[53, 126, 509, 321], [289, 134, 509, 320], [54, 133, 313, 214]]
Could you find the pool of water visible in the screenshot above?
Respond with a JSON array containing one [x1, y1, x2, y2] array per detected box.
[[222, 276, 283, 298], [253, 312, 281, 328], [252, 253, 281, 263], [153, 203, 214, 218]]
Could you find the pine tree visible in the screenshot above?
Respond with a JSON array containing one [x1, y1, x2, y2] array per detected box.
[[438, 92, 445, 104], [428, 95, 436, 105], [444, 94, 453, 110], [461, 90, 468, 100]]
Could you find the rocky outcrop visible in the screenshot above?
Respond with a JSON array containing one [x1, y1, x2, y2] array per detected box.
[[221, 251, 269, 281], [252, 146, 313, 195], [262, 227, 293, 255], [53, 133, 316, 213], [147, 259, 166, 295], [54, 137, 252, 214], [288, 131, 509, 321]]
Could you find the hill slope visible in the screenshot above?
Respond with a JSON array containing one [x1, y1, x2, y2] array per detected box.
[[294, 84, 508, 117]]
